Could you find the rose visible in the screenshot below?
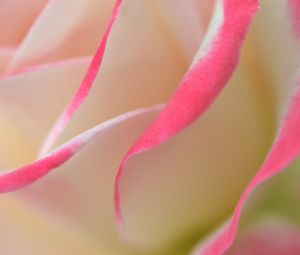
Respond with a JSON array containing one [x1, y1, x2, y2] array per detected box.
[[0, 0, 300, 254]]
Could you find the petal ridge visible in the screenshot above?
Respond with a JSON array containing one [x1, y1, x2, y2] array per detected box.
[[38, 0, 122, 157], [0, 105, 161, 193], [114, 0, 260, 235]]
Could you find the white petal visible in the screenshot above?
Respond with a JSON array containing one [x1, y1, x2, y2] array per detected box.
[[118, 65, 270, 250], [0, 59, 89, 168]]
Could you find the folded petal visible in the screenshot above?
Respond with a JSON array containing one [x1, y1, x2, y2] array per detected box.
[[117, 66, 270, 251], [46, 0, 205, 150], [0, 1, 206, 168], [38, 0, 122, 156], [114, 0, 259, 246], [193, 2, 300, 254], [3, 107, 166, 254], [0, 58, 90, 168]]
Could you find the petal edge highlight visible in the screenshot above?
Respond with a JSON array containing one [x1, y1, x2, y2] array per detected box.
[[38, 0, 122, 157], [115, 0, 260, 233], [193, 80, 300, 255], [0, 105, 162, 193]]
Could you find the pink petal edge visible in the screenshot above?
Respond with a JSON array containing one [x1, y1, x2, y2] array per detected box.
[[114, 0, 260, 236], [37, 0, 122, 157], [194, 88, 300, 255], [193, 2, 300, 255], [0, 105, 162, 192]]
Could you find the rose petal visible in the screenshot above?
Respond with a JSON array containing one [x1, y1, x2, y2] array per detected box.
[[7, 0, 115, 71], [0, 0, 206, 181], [45, 0, 205, 150], [197, 74, 300, 255], [5, 106, 162, 254], [38, 0, 122, 156], [117, 66, 270, 250], [115, 0, 259, 236], [0, 0, 47, 48], [0, 58, 90, 168], [192, 2, 300, 254], [0, 102, 161, 193]]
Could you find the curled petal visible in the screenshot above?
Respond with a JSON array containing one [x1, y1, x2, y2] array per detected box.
[[193, 2, 300, 254], [115, 0, 259, 232], [40, 0, 204, 153], [0, 106, 162, 254], [0, 58, 90, 168], [200, 87, 300, 254], [0, 105, 161, 192], [38, 0, 122, 156], [117, 67, 269, 250]]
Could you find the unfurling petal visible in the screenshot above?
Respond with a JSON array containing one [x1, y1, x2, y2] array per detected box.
[[38, 0, 122, 156], [117, 66, 269, 250], [0, 59, 89, 168], [11, 107, 162, 255], [193, 1, 300, 254], [47, 0, 204, 150], [195, 127, 300, 254], [0, 106, 160, 192], [115, 0, 259, 237]]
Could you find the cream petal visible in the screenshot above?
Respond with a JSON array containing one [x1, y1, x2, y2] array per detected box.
[[0, 59, 90, 168], [111, 0, 266, 250], [231, 158, 300, 232], [12, 107, 176, 254], [36, 0, 122, 156], [53, 0, 205, 148], [191, 2, 300, 254], [118, 65, 270, 250], [0, 0, 47, 48], [8, 0, 115, 71]]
